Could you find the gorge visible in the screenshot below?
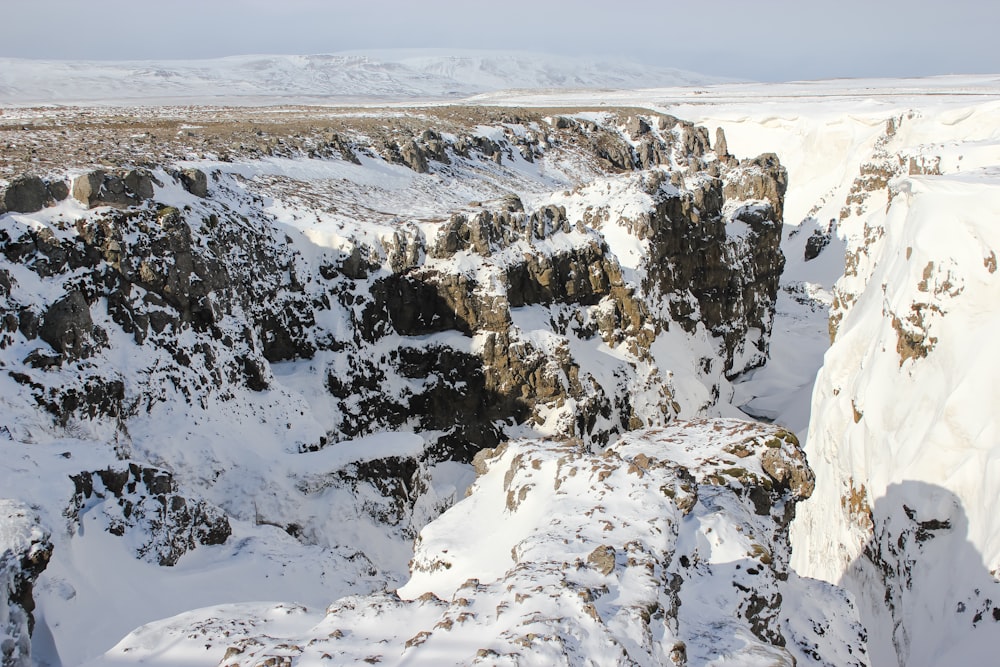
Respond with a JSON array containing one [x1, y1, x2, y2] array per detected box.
[[1, 75, 999, 666]]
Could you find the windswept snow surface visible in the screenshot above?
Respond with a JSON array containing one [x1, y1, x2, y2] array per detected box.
[[85, 421, 867, 667]]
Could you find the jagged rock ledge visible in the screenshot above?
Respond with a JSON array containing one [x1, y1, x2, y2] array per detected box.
[[0, 108, 788, 464]]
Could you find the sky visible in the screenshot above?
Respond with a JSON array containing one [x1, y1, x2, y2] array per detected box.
[[3, 0, 999, 82]]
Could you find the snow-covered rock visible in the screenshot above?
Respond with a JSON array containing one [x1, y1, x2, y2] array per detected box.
[[9, 74, 996, 667], [760, 104, 1000, 665], [88, 421, 868, 667], [66, 465, 231, 566], [0, 501, 52, 667]]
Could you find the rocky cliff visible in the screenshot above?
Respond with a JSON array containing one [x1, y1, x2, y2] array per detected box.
[[0, 105, 795, 663], [1, 108, 785, 453]]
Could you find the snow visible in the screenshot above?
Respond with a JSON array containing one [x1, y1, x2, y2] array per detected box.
[[0, 51, 724, 107], [475, 75, 1000, 665]]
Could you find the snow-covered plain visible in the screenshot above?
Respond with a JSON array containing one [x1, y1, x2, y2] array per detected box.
[[1, 66, 999, 667], [0, 50, 723, 107]]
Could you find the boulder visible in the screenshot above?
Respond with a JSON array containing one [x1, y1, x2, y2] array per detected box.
[[47, 179, 69, 202], [179, 168, 208, 198], [804, 229, 831, 261], [70, 171, 103, 207], [3, 175, 51, 213], [38, 290, 97, 360], [399, 140, 429, 174], [72, 169, 156, 208], [625, 116, 651, 139]]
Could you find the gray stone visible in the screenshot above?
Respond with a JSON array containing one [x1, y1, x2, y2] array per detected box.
[[39, 291, 96, 360], [400, 140, 429, 174], [71, 170, 105, 207], [46, 179, 69, 202], [72, 169, 156, 208], [587, 544, 617, 575], [179, 168, 208, 198], [625, 116, 651, 139], [715, 127, 729, 157], [3, 175, 51, 213], [124, 169, 155, 200]]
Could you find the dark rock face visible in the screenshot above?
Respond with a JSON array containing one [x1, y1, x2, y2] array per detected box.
[[642, 164, 787, 375], [72, 169, 156, 208], [47, 179, 69, 202], [39, 290, 101, 361], [178, 168, 208, 198], [2, 175, 51, 214], [804, 229, 831, 261], [1, 175, 322, 424], [0, 502, 52, 667], [723, 153, 788, 222], [67, 464, 231, 566], [0, 110, 787, 580], [1, 110, 784, 449]]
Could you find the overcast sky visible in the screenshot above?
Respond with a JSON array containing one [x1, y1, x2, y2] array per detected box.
[[4, 0, 997, 81]]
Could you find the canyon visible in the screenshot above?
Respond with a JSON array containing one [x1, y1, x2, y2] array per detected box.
[[0, 73, 998, 666]]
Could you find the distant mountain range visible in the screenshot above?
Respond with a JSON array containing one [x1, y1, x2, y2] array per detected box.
[[0, 50, 727, 105]]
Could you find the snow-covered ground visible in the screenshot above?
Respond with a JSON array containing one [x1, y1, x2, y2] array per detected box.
[[0, 50, 722, 106], [674, 80, 1000, 666], [82, 421, 868, 667]]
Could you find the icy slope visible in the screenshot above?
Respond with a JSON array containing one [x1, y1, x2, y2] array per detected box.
[[791, 163, 1000, 665], [86, 421, 867, 667], [685, 91, 1000, 666]]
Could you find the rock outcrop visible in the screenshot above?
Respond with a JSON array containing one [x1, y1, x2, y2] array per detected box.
[[67, 464, 231, 566], [177, 168, 208, 198], [1, 110, 786, 456], [2, 175, 53, 214], [0, 501, 52, 667], [71, 169, 156, 208]]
